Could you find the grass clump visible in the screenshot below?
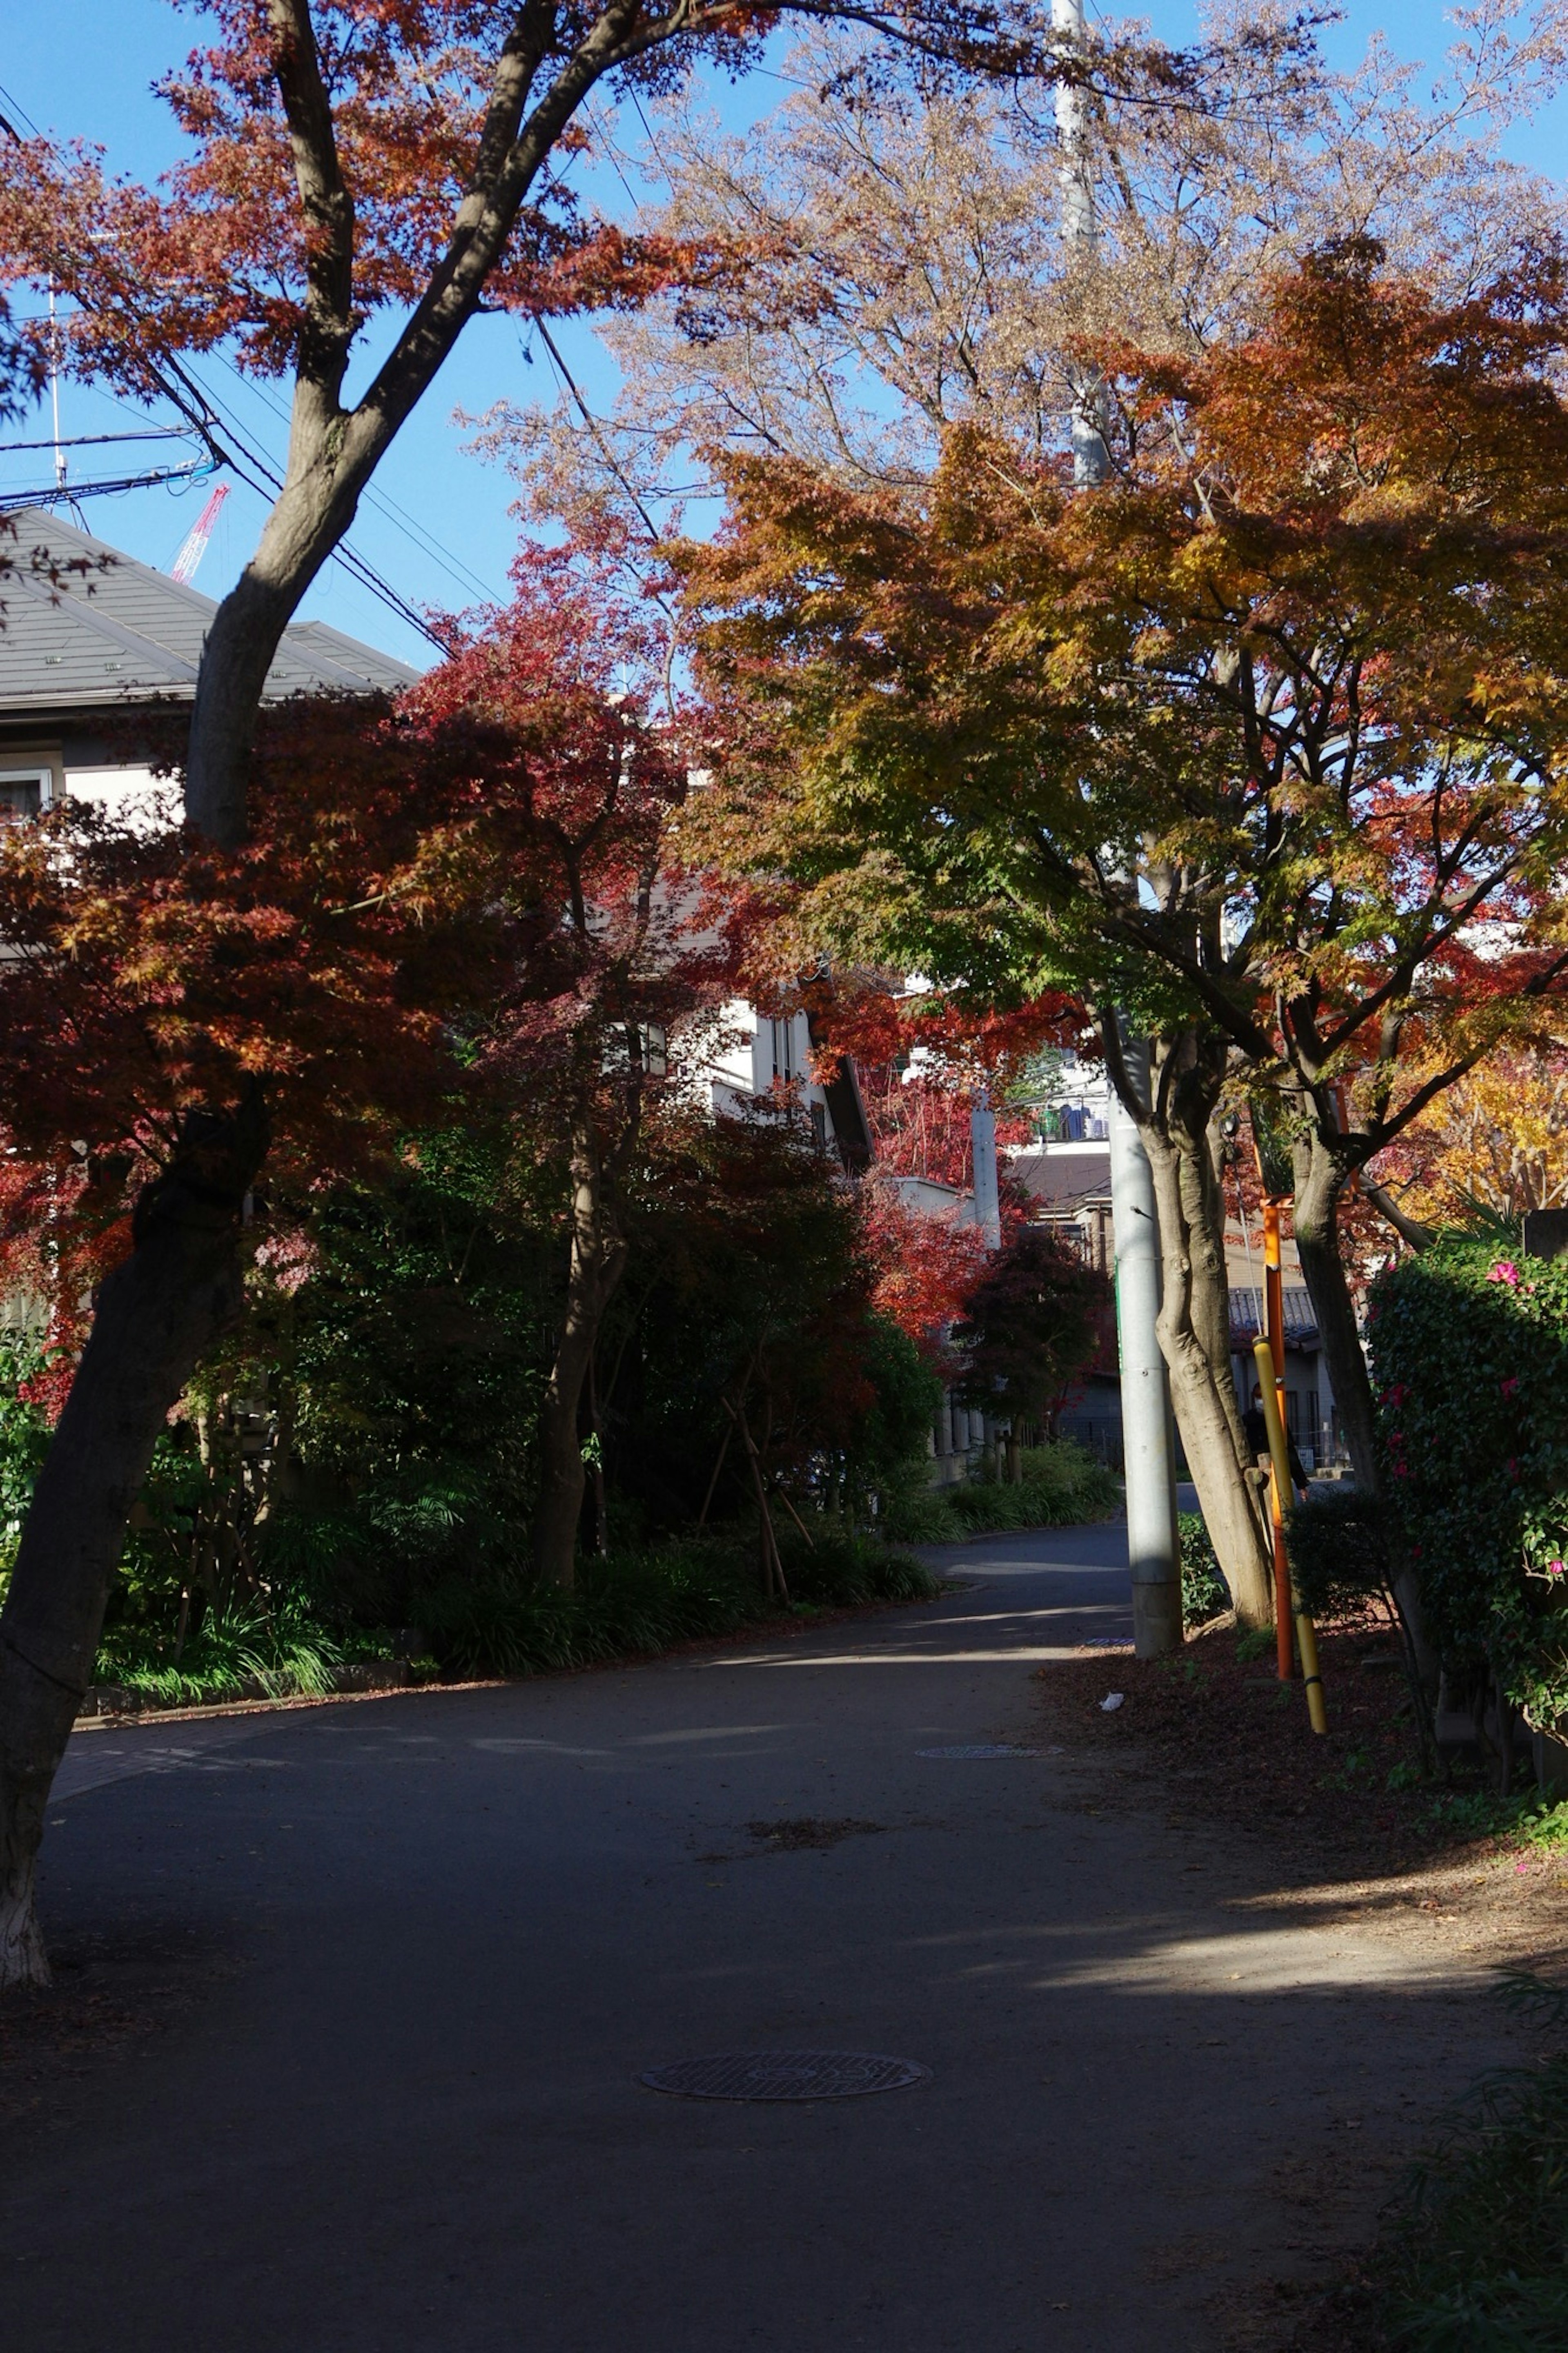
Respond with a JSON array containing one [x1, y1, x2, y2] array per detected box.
[[1418, 1788, 1568, 1854], [1368, 1976, 1568, 2350], [1519, 1800, 1568, 1853], [94, 1599, 391, 1708]]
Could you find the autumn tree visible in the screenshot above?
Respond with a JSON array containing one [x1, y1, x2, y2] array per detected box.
[[474, 0, 1568, 1627], [490, 6, 1563, 535], [1374, 1046, 1568, 1230], [617, 1105, 937, 1592], [679, 242, 1568, 1639], [950, 1224, 1105, 1430], [0, 546, 740, 1985], [0, 704, 479, 1986], [400, 541, 750, 1588], [0, 0, 1069, 852]]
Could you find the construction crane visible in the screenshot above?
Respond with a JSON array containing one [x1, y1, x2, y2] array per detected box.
[[168, 480, 230, 586]]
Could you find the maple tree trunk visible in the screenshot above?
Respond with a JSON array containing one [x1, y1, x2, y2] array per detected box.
[[0, 1097, 266, 1989], [1292, 1129, 1438, 1691], [1109, 1023, 1273, 1623], [532, 1120, 629, 1593], [185, 459, 368, 846], [1142, 1117, 1275, 1625]]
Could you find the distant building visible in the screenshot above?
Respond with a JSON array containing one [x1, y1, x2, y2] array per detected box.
[[1007, 1062, 1347, 1474], [706, 1002, 872, 1172]]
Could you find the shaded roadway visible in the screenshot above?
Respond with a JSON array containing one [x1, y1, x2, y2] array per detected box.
[[2, 1522, 1516, 2350]]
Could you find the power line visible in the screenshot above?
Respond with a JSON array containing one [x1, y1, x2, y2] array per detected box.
[[0, 428, 189, 452], [0, 77, 40, 140], [527, 315, 668, 552], [214, 361, 501, 609], [0, 459, 209, 510], [2, 69, 490, 647]]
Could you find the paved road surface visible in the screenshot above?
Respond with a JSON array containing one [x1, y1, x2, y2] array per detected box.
[[2, 1525, 1508, 2350]]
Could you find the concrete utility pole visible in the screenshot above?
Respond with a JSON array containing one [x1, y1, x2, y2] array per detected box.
[[1108, 1043, 1183, 1653], [1053, 0, 1182, 1655], [970, 1092, 1003, 1251]]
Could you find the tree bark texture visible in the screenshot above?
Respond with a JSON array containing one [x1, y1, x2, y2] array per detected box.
[[1105, 1021, 1275, 1624], [185, 0, 696, 845], [0, 1097, 266, 1989], [1291, 1125, 1438, 1693], [532, 1118, 629, 1592], [1141, 1114, 1274, 1626], [186, 551, 345, 847]]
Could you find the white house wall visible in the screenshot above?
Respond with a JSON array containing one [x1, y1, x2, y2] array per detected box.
[[58, 763, 180, 835]]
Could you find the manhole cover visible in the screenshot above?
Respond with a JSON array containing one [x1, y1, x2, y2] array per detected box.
[[639, 2051, 930, 2101], [915, 1744, 1040, 1759]]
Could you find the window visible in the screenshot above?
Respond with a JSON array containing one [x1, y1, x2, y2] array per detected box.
[[0, 767, 51, 825], [770, 1016, 802, 1082], [1285, 1389, 1320, 1446]]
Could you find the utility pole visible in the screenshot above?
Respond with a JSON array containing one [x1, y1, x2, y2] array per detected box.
[[1053, 0, 1182, 1655], [970, 1089, 1003, 1251], [47, 283, 67, 502]]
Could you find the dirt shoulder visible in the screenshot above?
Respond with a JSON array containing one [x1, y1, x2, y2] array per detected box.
[[1033, 1616, 1568, 2349], [1033, 1614, 1568, 1973]]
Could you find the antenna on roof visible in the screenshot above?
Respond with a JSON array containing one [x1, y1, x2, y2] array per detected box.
[[168, 480, 230, 587], [47, 286, 65, 499]]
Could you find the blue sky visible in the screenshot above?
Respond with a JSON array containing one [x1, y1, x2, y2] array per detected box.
[[3, 2, 1564, 671]]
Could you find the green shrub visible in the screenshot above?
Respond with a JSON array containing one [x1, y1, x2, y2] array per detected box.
[[1368, 1236, 1568, 1717], [895, 1439, 1121, 1542], [878, 1460, 968, 1543], [1285, 1488, 1391, 1620], [0, 1331, 53, 1595], [94, 1596, 384, 1708], [1178, 1512, 1228, 1626], [416, 1528, 938, 1679]]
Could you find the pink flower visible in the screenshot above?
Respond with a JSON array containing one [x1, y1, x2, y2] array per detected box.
[[1548, 1560, 1566, 1579], [1502, 1377, 1520, 1400], [1488, 1260, 1521, 1287]]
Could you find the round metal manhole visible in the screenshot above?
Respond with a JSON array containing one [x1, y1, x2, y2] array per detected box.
[[915, 1744, 1040, 1759], [639, 2051, 930, 2102]]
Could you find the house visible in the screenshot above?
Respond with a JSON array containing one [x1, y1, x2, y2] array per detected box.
[[0, 506, 880, 1177], [0, 504, 422, 820], [706, 1001, 872, 1172]]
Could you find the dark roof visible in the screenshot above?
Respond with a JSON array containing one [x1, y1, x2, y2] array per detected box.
[[1228, 1286, 1319, 1347], [1010, 1149, 1112, 1210], [0, 506, 422, 716]]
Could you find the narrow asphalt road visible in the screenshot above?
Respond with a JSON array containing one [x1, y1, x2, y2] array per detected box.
[[2, 1526, 1513, 2351]]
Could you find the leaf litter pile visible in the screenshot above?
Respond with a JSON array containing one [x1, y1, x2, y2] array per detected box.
[[1035, 1610, 1568, 1899]]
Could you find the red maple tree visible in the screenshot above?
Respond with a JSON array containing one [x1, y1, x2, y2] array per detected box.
[[0, 539, 744, 1986], [0, 0, 1048, 845]]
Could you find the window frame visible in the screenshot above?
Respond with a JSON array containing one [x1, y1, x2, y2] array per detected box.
[[0, 763, 55, 825]]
